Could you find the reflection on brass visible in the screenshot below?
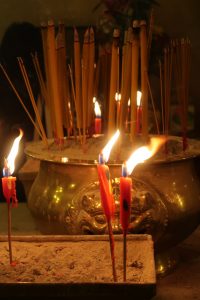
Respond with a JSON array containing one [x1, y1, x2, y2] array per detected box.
[[26, 138, 200, 275], [28, 152, 200, 255]]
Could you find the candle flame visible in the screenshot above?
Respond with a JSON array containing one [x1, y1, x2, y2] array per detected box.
[[102, 130, 120, 163], [94, 101, 101, 117], [126, 136, 166, 175], [5, 129, 23, 175], [128, 98, 130, 106], [115, 93, 121, 102], [137, 91, 142, 106]]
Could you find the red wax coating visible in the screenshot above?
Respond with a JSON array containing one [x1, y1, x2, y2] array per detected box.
[[2, 177, 18, 207], [97, 164, 115, 221], [120, 176, 132, 232], [95, 118, 102, 134]]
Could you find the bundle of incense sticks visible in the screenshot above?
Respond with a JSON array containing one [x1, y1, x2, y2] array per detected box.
[[159, 38, 191, 152], [1, 18, 189, 148], [172, 38, 191, 151], [159, 46, 173, 154]]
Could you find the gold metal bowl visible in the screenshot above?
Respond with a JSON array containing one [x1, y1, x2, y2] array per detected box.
[[25, 136, 200, 261]]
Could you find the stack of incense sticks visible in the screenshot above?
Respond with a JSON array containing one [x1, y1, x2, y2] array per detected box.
[[0, 19, 191, 149]]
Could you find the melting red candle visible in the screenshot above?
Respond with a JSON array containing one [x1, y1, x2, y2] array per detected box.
[[120, 136, 166, 281], [2, 129, 23, 265], [97, 129, 120, 282], [94, 100, 101, 134]]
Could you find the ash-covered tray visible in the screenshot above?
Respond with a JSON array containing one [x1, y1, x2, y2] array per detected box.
[[0, 234, 156, 299]]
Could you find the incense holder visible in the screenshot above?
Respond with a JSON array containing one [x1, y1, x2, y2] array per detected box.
[[25, 135, 200, 274], [0, 235, 156, 299]]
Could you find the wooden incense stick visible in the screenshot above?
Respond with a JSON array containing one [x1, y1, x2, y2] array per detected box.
[[108, 29, 120, 136], [130, 20, 139, 142], [41, 22, 55, 138], [82, 28, 90, 143], [107, 220, 117, 282], [146, 72, 160, 134], [17, 57, 48, 147], [46, 20, 64, 144], [119, 27, 132, 133], [74, 28, 82, 131], [0, 64, 44, 141], [56, 22, 71, 133], [7, 201, 13, 265], [140, 20, 149, 142], [87, 27, 95, 129], [123, 231, 127, 282]]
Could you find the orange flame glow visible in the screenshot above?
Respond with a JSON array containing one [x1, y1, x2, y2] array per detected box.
[[125, 136, 166, 175], [115, 92, 121, 102], [6, 129, 23, 175], [102, 130, 120, 163], [94, 101, 101, 117], [137, 91, 142, 106]]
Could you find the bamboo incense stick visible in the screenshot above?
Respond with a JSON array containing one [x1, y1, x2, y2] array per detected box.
[[147, 9, 154, 63], [123, 231, 127, 282], [87, 27, 95, 129], [74, 28, 82, 130], [130, 20, 139, 142], [0, 64, 43, 140], [56, 22, 71, 133], [119, 28, 132, 133], [140, 20, 149, 141], [82, 28, 90, 143], [68, 64, 82, 141], [146, 72, 160, 134], [46, 20, 64, 144], [107, 219, 117, 282], [41, 22, 55, 137], [108, 29, 120, 136], [17, 57, 48, 147], [159, 60, 164, 134], [7, 201, 13, 265]]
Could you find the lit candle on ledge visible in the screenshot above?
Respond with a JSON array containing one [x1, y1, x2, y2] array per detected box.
[[97, 129, 120, 282], [94, 100, 101, 134], [136, 91, 142, 134], [120, 136, 166, 281], [2, 129, 23, 265], [115, 92, 121, 128]]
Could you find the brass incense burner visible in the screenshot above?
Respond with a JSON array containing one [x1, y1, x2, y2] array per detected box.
[[26, 136, 200, 275]]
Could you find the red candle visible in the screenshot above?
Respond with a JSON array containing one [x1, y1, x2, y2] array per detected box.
[[2, 176, 17, 207], [2, 129, 23, 265], [120, 163, 132, 233], [94, 101, 101, 134], [97, 130, 120, 282]]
